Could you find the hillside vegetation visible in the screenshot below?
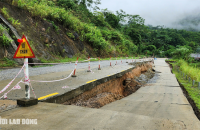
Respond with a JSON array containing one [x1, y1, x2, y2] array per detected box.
[[0, 0, 200, 66]]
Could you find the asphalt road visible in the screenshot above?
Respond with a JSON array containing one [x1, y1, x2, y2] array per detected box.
[[0, 59, 145, 100], [0, 59, 138, 81]]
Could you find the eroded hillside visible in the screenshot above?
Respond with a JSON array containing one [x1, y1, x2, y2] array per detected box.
[[0, 1, 98, 66]]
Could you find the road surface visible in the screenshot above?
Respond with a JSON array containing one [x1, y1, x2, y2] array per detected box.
[[0, 58, 200, 130]]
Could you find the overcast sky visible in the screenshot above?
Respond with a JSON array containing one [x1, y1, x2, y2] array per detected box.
[[98, 0, 200, 28]]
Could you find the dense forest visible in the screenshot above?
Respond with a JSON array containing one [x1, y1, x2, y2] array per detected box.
[[2, 0, 200, 59]]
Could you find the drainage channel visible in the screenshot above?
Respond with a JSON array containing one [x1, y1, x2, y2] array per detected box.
[[43, 61, 155, 108]]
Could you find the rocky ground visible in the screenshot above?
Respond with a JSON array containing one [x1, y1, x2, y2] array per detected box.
[[0, 100, 18, 113]]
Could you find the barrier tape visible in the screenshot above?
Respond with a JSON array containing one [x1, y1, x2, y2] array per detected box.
[[23, 66, 36, 98], [62, 86, 69, 88], [19, 79, 36, 98], [0, 57, 152, 99], [29, 82, 36, 98], [30, 69, 74, 83], [28, 61, 77, 65], [0, 78, 24, 99], [0, 64, 25, 94], [90, 69, 94, 73]]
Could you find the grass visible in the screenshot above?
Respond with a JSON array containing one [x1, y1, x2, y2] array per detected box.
[[165, 59, 176, 62], [0, 57, 17, 67], [188, 62, 200, 68], [0, 24, 13, 47], [175, 59, 200, 81], [1, 7, 21, 29], [11, 0, 138, 55], [172, 64, 200, 109]]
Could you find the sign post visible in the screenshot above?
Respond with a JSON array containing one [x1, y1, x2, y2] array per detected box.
[[24, 58, 30, 99], [13, 35, 35, 100]]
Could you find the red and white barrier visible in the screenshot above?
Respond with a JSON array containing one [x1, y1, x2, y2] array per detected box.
[[98, 57, 101, 70], [87, 56, 91, 72], [72, 57, 79, 77], [0, 78, 24, 99], [30, 69, 74, 83], [110, 56, 111, 66], [0, 64, 25, 94]]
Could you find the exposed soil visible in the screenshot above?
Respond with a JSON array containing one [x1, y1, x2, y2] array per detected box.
[[63, 62, 154, 108], [0, 100, 18, 113]]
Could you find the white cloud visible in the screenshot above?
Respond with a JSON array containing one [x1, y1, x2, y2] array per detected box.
[[98, 0, 200, 28]]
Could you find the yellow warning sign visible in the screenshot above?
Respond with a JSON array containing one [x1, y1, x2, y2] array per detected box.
[[13, 35, 35, 58]]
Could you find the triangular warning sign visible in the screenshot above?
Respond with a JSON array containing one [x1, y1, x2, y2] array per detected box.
[[13, 35, 35, 58]]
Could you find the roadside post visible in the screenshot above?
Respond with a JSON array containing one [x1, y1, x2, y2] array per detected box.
[[135, 56, 136, 62], [126, 56, 128, 63], [72, 57, 79, 77], [121, 56, 122, 64], [132, 57, 133, 62], [13, 35, 37, 106], [87, 56, 91, 72], [110, 56, 111, 66], [116, 56, 117, 65], [198, 82, 200, 90], [98, 57, 101, 70], [193, 80, 195, 86]]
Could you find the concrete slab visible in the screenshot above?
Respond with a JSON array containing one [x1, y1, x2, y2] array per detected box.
[[0, 102, 199, 130]]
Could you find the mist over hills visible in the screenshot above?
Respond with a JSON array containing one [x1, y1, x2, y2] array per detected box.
[[172, 12, 200, 31], [98, 0, 200, 32]]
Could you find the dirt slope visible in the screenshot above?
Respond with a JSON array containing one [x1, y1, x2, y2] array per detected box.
[[0, 2, 96, 64]]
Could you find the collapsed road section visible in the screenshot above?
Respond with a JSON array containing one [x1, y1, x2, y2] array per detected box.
[[43, 61, 154, 108]]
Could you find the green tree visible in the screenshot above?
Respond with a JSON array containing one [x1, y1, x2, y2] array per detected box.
[[102, 9, 120, 28]]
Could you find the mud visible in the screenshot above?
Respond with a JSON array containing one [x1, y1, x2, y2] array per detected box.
[[63, 62, 155, 108]]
